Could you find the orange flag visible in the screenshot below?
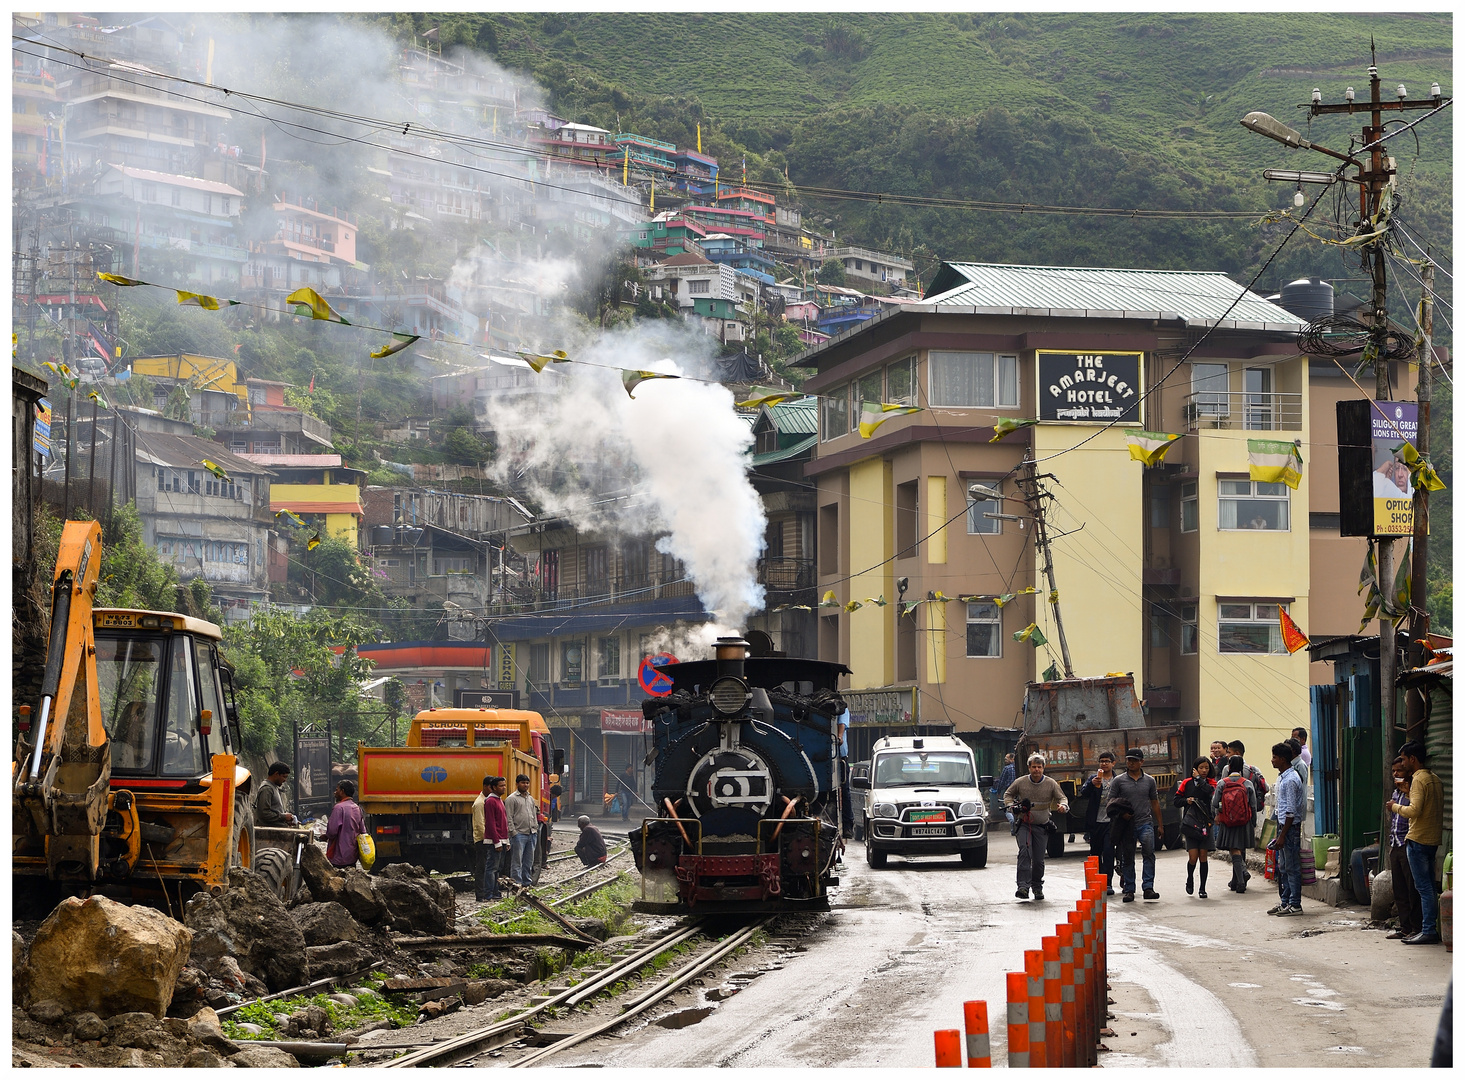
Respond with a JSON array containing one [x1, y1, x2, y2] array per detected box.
[[1279, 606, 1310, 654]]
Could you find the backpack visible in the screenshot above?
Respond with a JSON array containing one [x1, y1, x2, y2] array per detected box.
[[1217, 777, 1251, 827], [1248, 767, 1268, 800]]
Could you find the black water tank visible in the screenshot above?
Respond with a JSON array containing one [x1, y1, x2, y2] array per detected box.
[[372, 525, 393, 546], [1278, 277, 1334, 322]]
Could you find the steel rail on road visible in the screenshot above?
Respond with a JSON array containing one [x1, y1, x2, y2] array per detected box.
[[547, 840, 630, 867], [380, 919, 707, 1068], [505, 917, 773, 1068]]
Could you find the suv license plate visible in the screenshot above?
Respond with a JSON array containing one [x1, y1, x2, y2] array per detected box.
[[911, 826, 947, 836]]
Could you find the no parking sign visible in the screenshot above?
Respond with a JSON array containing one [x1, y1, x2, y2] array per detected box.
[[638, 653, 679, 696]]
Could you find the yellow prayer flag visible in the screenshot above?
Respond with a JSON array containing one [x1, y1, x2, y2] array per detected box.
[[622, 370, 678, 398], [859, 401, 923, 438], [307, 534, 322, 550], [286, 287, 350, 324], [97, 272, 147, 287], [370, 333, 420, 359], [819, 590, 839, 608], [201, 459, 231, 484], [516, 349, 570, 373], [736, 386, 800, 409]]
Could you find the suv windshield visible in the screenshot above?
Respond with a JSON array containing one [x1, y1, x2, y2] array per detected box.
[[873, 751, 976, 788]]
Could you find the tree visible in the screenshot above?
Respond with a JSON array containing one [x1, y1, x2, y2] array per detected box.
[[817, 258, 847, 286], [97, 501, 180, 612]]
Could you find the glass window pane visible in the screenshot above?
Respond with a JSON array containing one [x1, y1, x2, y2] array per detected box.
[[1228, 499, 1284, 530], [1219, 604, 1253, 620], [968, 602, 999, 621], [887, 356, 914, 404], [858, 371, 883, 407], [97, 635, 164, 772], [967, 497, 999, 535], [561, 640, 583, 682], [1219, 621, 1271, 653], [1180, 623, 1198, 654], [162, 638, 205, 775], [1181, 498, 1198, 532], [193, 639, 226, 759], [822, 385, 848, 439], [1255, 482, 1287, 497], [930, 351, 994, 407], [975, 354, 995, 407], [998, 355, 1018, 407], [1219, 480, 1251, 495], [966, 623, 999, 658]]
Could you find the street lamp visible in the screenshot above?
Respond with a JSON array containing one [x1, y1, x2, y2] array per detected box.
[[1239, 112, 1358, 164]]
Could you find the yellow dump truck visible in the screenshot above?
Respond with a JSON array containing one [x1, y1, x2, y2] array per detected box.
[[357, 708, 559, 873]]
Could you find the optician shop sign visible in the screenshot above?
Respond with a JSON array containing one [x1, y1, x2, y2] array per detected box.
[[1036, 351, 1143, 425]]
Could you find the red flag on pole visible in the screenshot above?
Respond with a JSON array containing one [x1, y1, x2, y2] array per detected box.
[[1279, 606, 1310, 654], [308, 374, 315, 392]]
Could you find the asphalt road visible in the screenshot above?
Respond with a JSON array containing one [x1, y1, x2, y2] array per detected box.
[[549, 833, 1451, 1068]]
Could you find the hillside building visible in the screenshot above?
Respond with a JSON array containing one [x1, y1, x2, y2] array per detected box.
[[791, 260, 1377, 761]]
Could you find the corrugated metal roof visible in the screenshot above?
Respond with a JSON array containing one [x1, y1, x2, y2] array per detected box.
[[923, 262, 1307, 331], [769, 397, 818, 435], [753, 433, 817, 466]]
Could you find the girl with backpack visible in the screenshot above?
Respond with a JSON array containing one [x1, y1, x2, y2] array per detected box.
[[1174, 756, 1217, 897], [1211, 755, 1258, 894]]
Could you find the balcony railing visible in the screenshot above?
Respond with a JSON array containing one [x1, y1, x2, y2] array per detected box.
[[758, 557, 816, 595], [1183, 391, 1302, 432]]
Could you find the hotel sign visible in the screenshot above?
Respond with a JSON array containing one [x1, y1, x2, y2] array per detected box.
[[844, 687, 917, 727], [1037, 351, 1143, 424]]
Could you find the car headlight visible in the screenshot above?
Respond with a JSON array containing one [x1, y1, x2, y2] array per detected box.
[[958, 801, 980, 819], [872, 802, 898, 819], [708, 676, 749, 717]]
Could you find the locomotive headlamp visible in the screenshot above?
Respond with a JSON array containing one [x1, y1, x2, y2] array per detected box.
[[709, 676, 750, 717]]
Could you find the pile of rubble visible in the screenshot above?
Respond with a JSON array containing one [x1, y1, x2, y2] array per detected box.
[[11, 851, 472, 1067]]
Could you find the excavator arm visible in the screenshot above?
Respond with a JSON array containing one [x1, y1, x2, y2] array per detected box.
[[13, 519, 113, 880]]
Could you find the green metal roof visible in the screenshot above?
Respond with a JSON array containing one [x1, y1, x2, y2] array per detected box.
[[752, 432, 817, 466], [767, 397, 818, 435]]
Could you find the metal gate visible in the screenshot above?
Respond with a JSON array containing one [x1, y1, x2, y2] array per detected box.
[[1309, 684, 1339, 836]]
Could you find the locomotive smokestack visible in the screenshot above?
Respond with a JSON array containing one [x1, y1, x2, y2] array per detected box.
[[714, 636, 750, 679]]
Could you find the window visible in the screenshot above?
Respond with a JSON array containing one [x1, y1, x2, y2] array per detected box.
[[857, 370, 883, 415], [1150, 485, 1171, 529], [887, 355, 916, 405], [688, 279, 710, 295], [1191, 363, 1229, 417], [967, 482, 1000, 535], [433, 556, 473, 574], [622, 540, 649, 588], [1218, 602, 1288, 654], [1180, 603, 1198, 654], [560, 639, 584, 683], [597, 635, 620, 680], [1180, 482, 1198, 532], [821, 386, 848, 441], [1149, 605, 1171, 648], [1243, 367, 1273, 430], [895, 481, 918, 556], [765, 519, 784, 560], [1218, 479, 1289, 531], [528, 643, 551, 684], [929, 351, 1018, 408], [966, 602, 1002, 658], [585, 545, 608, 593]]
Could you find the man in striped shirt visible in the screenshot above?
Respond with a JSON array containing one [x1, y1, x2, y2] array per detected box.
[[1267, 742, 1305, 916]]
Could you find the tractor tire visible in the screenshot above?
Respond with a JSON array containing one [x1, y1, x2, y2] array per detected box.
[[961, 845, 988, 868], [253, 846, 297, 903], [231, 790, 255, 871]]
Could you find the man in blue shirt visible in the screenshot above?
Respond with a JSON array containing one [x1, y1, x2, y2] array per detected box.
[[1268, 742, 1306, 916], [992, 753, 1017, 816]]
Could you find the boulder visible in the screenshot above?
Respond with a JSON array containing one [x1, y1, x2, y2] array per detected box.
[[228, 1045, 301, 1068], [182, 1048, 229, 1068], [108, 1012, 167, 1050], [326, 993, 358, 1009], [70, 1011, 108, 1042], [24, 896, 192, 1019], [184, 869, 308, 993], [28, 999, 65, 1025], [305, 941, 373, 979], [1370, 868, 1395, 921], [374, 877, 452, 935], [297, 843, 344, 905], [377, 863, 456, 918], [291, 902, 361, 946], [339, 870, 386, 924], [282, 1003, 330, 1039], [13, 932, 27, 998], [185, 1007, 234, 1053]]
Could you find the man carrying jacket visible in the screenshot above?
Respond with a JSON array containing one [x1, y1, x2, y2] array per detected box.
[[1004, 753, 1068, 901]]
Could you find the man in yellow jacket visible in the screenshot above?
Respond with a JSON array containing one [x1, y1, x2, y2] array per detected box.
[[1388, 741, 1444, 945]]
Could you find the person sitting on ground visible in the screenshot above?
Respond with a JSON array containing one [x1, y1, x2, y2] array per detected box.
[[1175, 755, 1217, 898], [1211, 755, 1258, 895], [575, 815, 608, 867], [255, 762, 298, 826], [325, 780, 365, 870]]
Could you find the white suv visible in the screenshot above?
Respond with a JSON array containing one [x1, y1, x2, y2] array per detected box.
[[853, 736, 987, 868]]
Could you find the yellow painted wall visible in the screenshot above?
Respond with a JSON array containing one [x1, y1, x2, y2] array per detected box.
[[1031, 425, 1144, 678], [130, 354, 248, 405], [270, 483, 359, 505], [324, 512, 358, 544], [925, 474, 949, 684], [848, 458, 893, 689], [1192, 425, 1311, 759]]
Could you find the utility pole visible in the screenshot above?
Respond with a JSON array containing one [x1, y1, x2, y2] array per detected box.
[[1015, 453, 1074, 679], [1405, 257, 1434, 743]]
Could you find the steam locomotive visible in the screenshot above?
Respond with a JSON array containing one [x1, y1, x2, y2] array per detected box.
[[630, 635, 849, 914]]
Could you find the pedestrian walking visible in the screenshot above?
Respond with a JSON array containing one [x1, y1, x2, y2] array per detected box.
[[1211, 755, 1258, 894], [1175, 756, 1216, 898], [1003, 753, 1068, 901], [473, 776, 510, 900], [1267, 742, 1305, 916], [1385, 757, 1422, 939], [505, 773, 540, 886], [618, 765, 637, 823], [1109, 748, 1163, 902], [1081, 751, 1118, 895], [992, 753, 1017, 814], [324, 780, 365, 869], [1389, 740, 1444, 945]]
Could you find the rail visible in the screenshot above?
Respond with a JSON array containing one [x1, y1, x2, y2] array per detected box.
[[1182, 391, 1303, 432]]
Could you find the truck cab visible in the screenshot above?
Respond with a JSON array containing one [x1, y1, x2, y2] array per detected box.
[[853, 735, 987, 869]]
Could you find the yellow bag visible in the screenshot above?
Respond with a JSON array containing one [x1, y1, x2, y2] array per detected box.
[[356, 832, 376, 872]]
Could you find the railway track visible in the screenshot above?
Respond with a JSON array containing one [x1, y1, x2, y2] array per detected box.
[[378, 918, 717, 1067]]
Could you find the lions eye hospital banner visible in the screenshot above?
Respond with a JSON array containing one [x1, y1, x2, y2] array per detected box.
[[1037, 351, 1143, 424], [1338, 399, 1423, 538]]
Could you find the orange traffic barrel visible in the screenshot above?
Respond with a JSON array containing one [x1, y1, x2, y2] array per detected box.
[[964, 1000, 992, 1067], [1006, 971, 1030, 1068]]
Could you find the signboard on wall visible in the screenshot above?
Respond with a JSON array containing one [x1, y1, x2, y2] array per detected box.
[[34, 399, 52, 457], [600, 708, 645, 733], [496, 643, 516, 690], [844, 687, 917, 727], [453, 689, 520, 710], [1036, 351, 1143, 424], [1338, 399, 1424, 538], [292, 721, 333, 819]]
